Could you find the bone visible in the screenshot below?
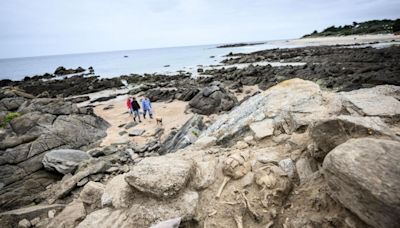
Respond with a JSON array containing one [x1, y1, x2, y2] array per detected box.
[[234, 214, 243, 228], [265, 221, 274, 228], [216, 176, 231, 199], [241, 191, 262, 222]]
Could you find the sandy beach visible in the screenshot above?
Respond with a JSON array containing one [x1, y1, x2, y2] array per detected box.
[[93, 96, 193, 146]]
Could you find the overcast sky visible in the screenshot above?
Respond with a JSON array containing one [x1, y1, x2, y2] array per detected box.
[[0, 0, 399, 58]]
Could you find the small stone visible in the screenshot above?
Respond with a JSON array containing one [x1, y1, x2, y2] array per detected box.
[[240, 172, 254, 188], [194, 136, 216, 148], [250, 118, 274, 140], [18, 219, 31, 228], [124, 121, 137, 129], [119, 131, 127, 136], [129, 129, 145, 137], [235, 141, 249, 149], [30, 217, 40, 226], [106, 167, 119, 173], [279, 158, 295, 179], [77, 177, 89, 187], [48, 209, 56, 218], [244, 136, 255, 145]]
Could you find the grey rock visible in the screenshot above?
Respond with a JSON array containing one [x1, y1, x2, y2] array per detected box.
[[129, 128, 145, 137], [191, 159, 218, 190], [151, 217, 181, 228], [77, 190, 198, 228], [43, 149, 91, 174], [101, 174, 134, 209], [47, 200, 86, 228], [125, 156, 193, 198], [159, 115, 204, 154], [250, 118, 274, 140], [310, 115, 396, 160], [49, 160, 108, 202], [323, 138, 400, 228], [79, 181, 105, 209], [18, 98, 79, 115], [18, 219, 31, 228], [201, 79, 342, 143], [0, 204, 64, 227], [340, 85, 400, 117], [295, 158, 316, 184], [278, 158, 295, 179], [189, 83, 238, 115], [124, 121, 137, 129], [76, 177, 89, 187]]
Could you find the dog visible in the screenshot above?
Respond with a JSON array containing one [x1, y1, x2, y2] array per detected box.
[[156, 117, 163, 126]]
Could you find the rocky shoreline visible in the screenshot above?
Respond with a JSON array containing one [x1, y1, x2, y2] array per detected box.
[[0, 40, 400, 228]]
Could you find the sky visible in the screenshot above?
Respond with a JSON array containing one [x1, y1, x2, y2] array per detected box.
[[0, 0, 399, 58]]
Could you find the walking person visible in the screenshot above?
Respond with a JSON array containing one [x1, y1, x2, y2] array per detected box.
[[141, 97, 153, 119], [131, 97, 142, 123], [126, 97, 134, 118]]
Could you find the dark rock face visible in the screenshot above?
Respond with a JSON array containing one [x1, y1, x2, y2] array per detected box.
[[3, 76, 124, 98], [323, 138, 400, 228], [189, 82, 238, 115], [158, 115, 204, 154], [0, 92, 109, 211], [206, 46, 400, 91], [309, 115, 396, 161], [54, 66, 85, 76]]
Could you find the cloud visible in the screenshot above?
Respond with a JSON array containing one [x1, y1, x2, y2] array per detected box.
[[0, 0, 399, 58]]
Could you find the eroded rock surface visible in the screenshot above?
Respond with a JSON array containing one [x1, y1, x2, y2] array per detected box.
[[125, 156, 193, 198], [323, 138, 400, 228]]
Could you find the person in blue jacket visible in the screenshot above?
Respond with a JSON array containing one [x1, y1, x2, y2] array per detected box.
[[141, 97, 153, 119]]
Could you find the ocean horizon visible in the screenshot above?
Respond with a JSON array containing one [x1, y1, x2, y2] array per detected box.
[[0, 39, 296, 81]]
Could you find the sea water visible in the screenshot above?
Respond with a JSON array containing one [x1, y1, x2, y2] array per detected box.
[[0, 40, 301, 80]]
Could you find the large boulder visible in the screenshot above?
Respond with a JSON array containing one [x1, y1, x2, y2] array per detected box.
[[79, 181, 105, 209], [340, 84, 400, 118], [125, 156, 193, 198], [200, 78, 342, 143], [43, 149, 91, 174], [101, 174, 135, 209], [189, 81, 237, 115], [77, 190, 198, 228], [323, 138, 400, 228], [47, 200, 86, 228], [158, 115, 204, 154], [310, 115, 397, 160]]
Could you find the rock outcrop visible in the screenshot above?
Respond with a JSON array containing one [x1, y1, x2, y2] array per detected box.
[[189, 81, 238, 115], [200, 78, 342, 143], [158, 114, 204, 154], [323, 138, 400, 228], [310, 115, 397, 160], [0, 93, 109, 211], [43, 149, 91, 174]]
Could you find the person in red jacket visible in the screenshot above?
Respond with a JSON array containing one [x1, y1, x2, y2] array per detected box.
[[126, 97, 133, 117]]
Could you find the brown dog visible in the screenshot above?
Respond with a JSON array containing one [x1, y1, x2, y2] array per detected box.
[[156, 117, 163, 126]]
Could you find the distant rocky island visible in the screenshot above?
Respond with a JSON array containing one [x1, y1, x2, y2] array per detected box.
[[217, 42, 265, 48], [303, 18, 400, 38]]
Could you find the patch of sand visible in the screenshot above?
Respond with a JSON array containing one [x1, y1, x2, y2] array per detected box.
[[93, 95, 193, 147], [286, 34, 400, 46]]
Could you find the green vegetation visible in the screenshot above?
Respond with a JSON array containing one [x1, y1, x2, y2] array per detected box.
[[393, 19, 400, 33], [302, 19, 399, 38], [1, 112, 21, 128]]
